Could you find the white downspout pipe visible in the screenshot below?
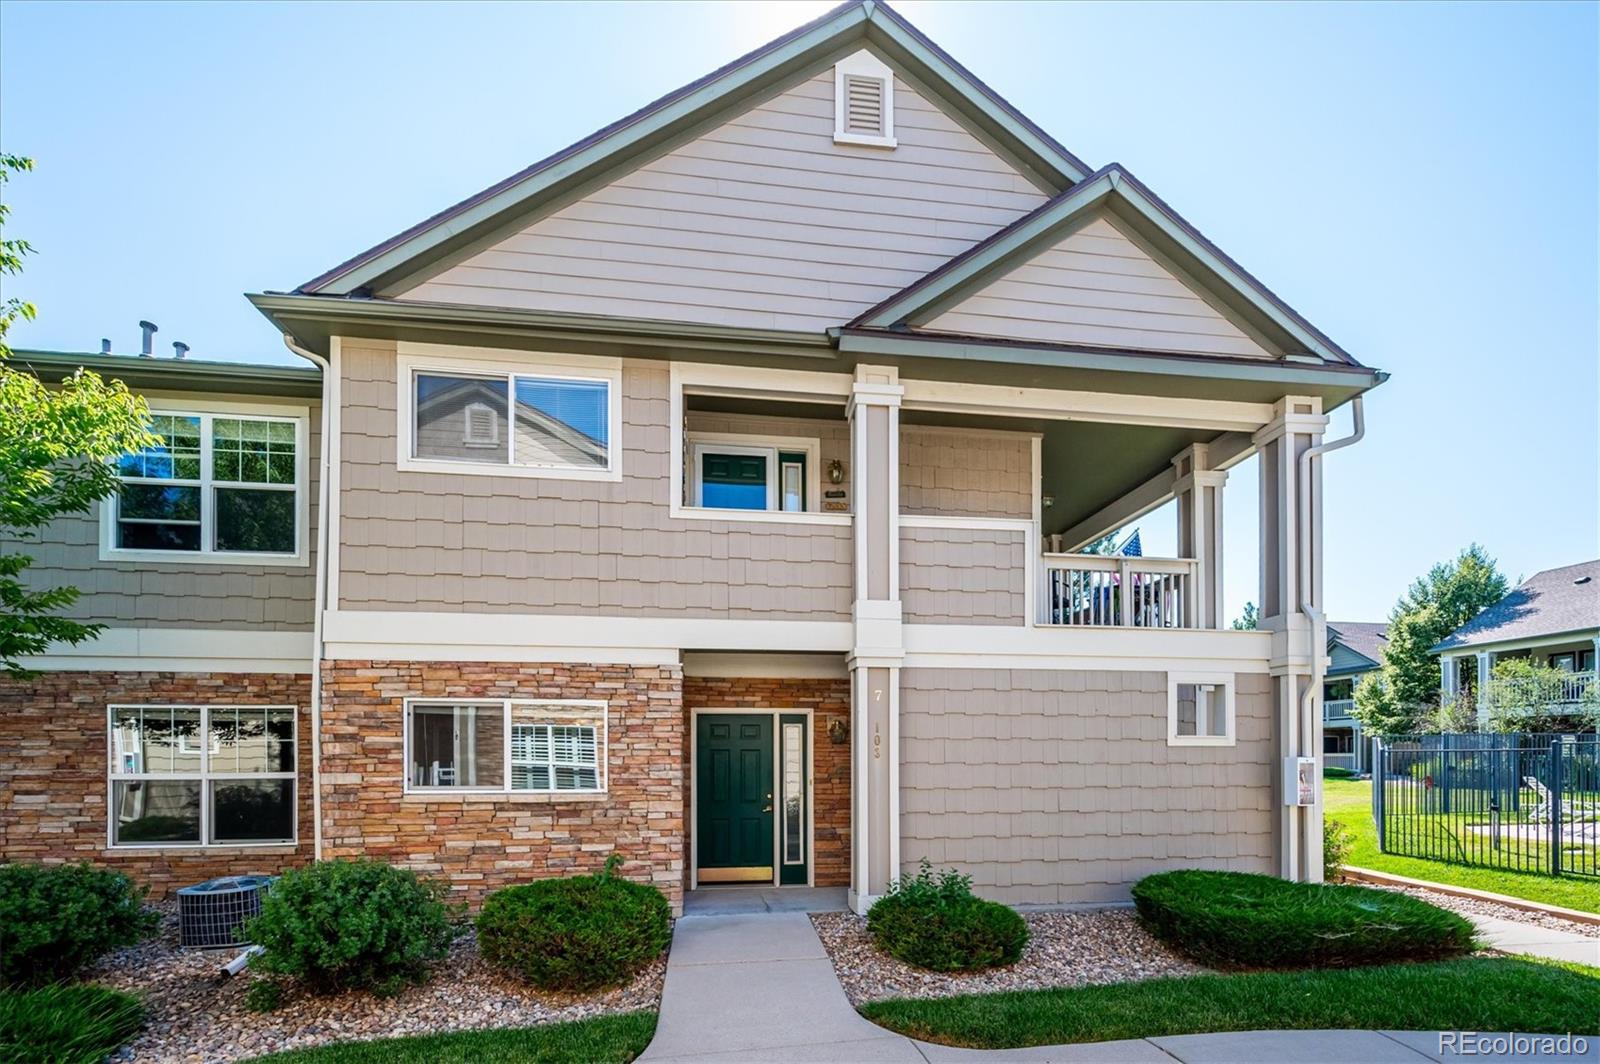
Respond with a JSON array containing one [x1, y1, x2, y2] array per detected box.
[[1296, 396, 1364, 879], [282, 334, 332, 862]]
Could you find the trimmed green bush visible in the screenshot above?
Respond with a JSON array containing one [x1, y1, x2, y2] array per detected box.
[[246, 859, 455, 996], [0, 863, 158, 987], [476, 857, 670, 992], [867, 861, 1028, 972], [1322, 766, 1358, 780], [0, 985, 144, 1064], [1131, 869, 1477, 969]]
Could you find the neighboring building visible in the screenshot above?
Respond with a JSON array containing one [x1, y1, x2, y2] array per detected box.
[[1, 1, 1385, 913], [1434, 561, 1599, 724], [1322, 622, 1386, 773]]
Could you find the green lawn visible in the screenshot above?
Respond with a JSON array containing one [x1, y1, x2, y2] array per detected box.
[[249, 1011, 657, 1064], [1324, 778, 1600, 912], [0, 985, 144, 1064], [861, 957, 1600, 1048]]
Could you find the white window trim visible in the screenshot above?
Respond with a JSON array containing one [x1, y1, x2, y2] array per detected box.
[[402, 698, 609, 797], [1167, 672, 1236, 747], [396, 344, 622, 483], [99, 399, 311, 567], [106, 703, 298, 849], [833, 50, 897, 148], [688, 432, 824, 516]]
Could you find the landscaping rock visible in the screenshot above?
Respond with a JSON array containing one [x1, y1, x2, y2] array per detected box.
[[812, 908, 1203, 1005], [1374, 884, 1600, 939]]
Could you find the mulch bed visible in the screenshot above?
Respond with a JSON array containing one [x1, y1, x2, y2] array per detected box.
[[86, 905, 664, 1063], [811, 908, 1204, 1005]]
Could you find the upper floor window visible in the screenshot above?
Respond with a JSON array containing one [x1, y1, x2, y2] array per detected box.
[[834, 51, 896, 149], [108, 409, 304, 562], [398, 346, 621, 482], [689, 435, 820, 514]]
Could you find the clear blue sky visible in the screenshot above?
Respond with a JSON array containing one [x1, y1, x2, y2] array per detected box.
[[3, 1, 1595, 622]]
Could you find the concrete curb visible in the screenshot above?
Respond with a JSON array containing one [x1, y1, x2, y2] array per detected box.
[[1343, 866, 1600, 926]]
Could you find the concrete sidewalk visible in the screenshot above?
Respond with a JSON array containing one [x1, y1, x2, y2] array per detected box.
[[642, 911, 1596, 1063], [1470, 913, 1599, 966]]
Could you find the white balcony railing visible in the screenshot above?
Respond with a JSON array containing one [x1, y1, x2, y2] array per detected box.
[[1483, 670, 1596, 710], [1039, 553, 1199, 629], [1324, 698, 1355, 722]]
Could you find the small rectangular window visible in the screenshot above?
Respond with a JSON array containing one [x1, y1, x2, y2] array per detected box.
[[406, 700, 606, 795], [1167, 675, 1235, 746], [411, 369, 612, 472], [108, 705, 296, 847], [690, 439, 817, 514]]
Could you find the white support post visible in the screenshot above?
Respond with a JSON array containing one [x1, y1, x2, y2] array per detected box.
[[1173, 442, 1227, 629], [1476, 650, 1493, 724], [847, 365, 904, 915], [1255, 396, 1329, 883]]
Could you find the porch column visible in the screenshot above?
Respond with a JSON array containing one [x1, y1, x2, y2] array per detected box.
[[1256, 396, 1329, 883], [1441, 655, 1458, 702], [848, 365, 904, 914], [1476, 650, 1493, 724], [1173, 442, 1227, 628]]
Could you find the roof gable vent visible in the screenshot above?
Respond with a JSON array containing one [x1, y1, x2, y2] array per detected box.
[[834, 51, 896, 149]]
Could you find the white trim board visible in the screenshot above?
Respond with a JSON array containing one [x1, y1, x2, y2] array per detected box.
[[682, 652, 849, 679], [27, 627, 314, 673], [902, 624, 1273, 674]]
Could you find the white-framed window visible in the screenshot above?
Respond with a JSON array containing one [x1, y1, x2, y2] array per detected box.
[[1167, 674, 1236, 746], [404, 699, 607, 795], [688, 433, 822, 515], [103, 407, 306, 564], [397, 345, 622, 482], [833, 50, 896, 148], [107, 704, 297, 847]]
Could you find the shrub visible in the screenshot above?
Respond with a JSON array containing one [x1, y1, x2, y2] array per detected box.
[[1131, 869, 1476, 969], [0, 985, 144, 1064], [1323, 819, 1354, 879], [246, 860, 454, 996], [476, 856, 670, 992], [0, 863, 158, 987], [1322, 766, 1357, 780], [866, 860, 1028, 972]]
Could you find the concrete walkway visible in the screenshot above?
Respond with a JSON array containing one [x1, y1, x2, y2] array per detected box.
[[642, 910, 1598, 1063], [1470, 912, 1599, 966]]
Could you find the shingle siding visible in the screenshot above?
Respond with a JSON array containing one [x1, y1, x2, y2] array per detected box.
[[899, 428, 1033, 518], [901, 526, 1026, 625], [899, 668, 1275, 905]]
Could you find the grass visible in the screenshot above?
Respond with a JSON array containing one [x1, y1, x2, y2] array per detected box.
[[249, 1011, 657, 1063], [1324, 778, 1600, 912], [860, 957, 1600, 1048], [0, 984, 145, 1064]]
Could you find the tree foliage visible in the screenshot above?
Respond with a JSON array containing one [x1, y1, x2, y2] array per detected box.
[[1350, 545, 1509, 737], [1231, 602, 1259, 630], [1484, 657, 1599, 734], [0, 155, 157, 675]]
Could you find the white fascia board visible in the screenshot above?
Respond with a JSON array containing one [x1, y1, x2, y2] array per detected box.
[[1436, 628, 1600, 657], [27, 627, 314, 673], [900, 378, 1273, 433], [322, 610, 854, 662], [902, 624, 1272, 674]]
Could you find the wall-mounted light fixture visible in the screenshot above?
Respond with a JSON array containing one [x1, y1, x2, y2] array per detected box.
[[1042, 494, 1055, 509], [828, 459, 845, 484]]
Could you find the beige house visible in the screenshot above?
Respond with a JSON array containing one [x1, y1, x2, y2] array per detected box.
[[2, 1, 1384, 914]]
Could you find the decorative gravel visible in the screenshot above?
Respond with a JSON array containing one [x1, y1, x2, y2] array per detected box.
[[86, 904, 665, 1063], [811, 909, 1205, 1005], [1371, 884, 1600, 939]]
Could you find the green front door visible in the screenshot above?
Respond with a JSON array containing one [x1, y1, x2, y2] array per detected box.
[[696, 714, 774, 882]]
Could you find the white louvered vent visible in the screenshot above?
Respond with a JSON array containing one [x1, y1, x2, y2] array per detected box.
[[834, 51, 896, 148], [462, 401, 499, 446]]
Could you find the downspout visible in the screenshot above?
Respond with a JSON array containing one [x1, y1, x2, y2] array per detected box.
[[1296, 396, 1364, 878], [283, 334, 332, 861]]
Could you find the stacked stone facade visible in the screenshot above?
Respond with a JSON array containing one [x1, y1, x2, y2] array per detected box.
[[683, 676, 852, 887], [0, 671, 314, 897], [318, 660, 685, 909]]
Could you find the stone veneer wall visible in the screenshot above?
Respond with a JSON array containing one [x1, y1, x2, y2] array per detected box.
[[319, 660, 684, 909], [682, 676, 851, 888], [0, 672, 314, 897]]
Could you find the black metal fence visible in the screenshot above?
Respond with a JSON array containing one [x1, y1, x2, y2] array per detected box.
[[1373, 734, 1599, 879]]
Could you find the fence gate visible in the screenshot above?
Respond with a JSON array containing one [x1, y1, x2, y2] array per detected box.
[[1373, 734, 1598, 879]]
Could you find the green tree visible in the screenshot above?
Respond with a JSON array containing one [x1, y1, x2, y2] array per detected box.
[[1231, 602, 1258, 630], [0, 155, 157, 675], [1351, 544, 1509, 737]]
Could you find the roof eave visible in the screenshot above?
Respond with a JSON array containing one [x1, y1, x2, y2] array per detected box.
[[10, 349, 323, 399]]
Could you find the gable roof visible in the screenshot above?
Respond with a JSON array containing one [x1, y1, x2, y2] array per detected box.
[[296, 0, 1092, 299], [848, 163, 1361, 366], [1327, 621, 1388, 670], [1433, 560, 1600, 652]]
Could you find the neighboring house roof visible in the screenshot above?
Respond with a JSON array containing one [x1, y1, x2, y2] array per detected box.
[[1433, 560, 1600, 653], [1327, 621, 1388, 672], [848, 163, 1362, 367], [10, 348, 322, 399], [295, 0, 1092, 299]]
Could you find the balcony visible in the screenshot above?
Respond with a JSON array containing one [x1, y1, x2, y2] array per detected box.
[[1483, 670, 1596, 712], [1038, 553, 1200, 629], [1324, 698, 1355, 722]]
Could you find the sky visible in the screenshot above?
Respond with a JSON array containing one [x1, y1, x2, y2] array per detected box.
[[2, 1, 1596, 623]]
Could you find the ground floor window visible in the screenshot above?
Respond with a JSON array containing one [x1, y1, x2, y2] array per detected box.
[[405, 699, 606, 794], [1325, 730, 1354, 754], [108, 705, 296, 847], [1167, 674, 1235, 746]]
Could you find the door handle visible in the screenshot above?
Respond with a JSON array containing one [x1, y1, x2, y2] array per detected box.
[[763, 804, 773, 812]]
